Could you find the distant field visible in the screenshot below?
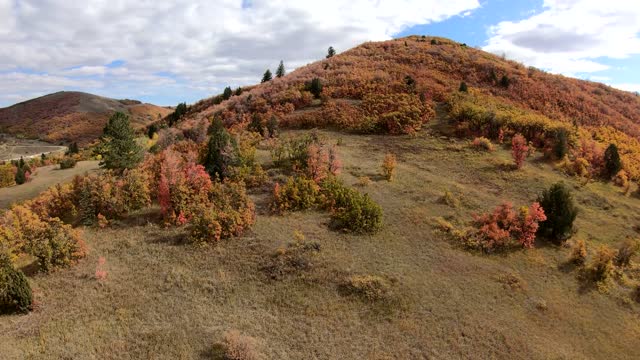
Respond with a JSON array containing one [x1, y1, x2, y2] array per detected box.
[[0, 160, 99, 209], [0, 134, 67, 161]]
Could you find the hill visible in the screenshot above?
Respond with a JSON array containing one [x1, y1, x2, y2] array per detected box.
[[0, 91, 172, 146], [2, 36, 640, 359], [179, 35, 640, 178]]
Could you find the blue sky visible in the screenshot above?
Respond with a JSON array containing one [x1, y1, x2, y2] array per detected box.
[[0, 0, 639, 107]]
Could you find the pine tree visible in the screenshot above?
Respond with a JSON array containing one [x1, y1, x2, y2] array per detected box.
[[0, 252, 32, 314], [604, 144, 622, 179], [68, 142, 79, 154], [18, 157, 24, 169], [14, 166, 26, 185], [100, 112, 143, 172], [537, 182, 578, 243], [267, 116, 279, 138], [261, 69, 273, 83], [235, 87, 243, 96], [223, 86, 233, 100], [203, 118, 237, 181], [248, 113, 264, 136], [326, 46, 336, 58], [276, 60, 286, 78], [147, 124, 158, 139], [168, 102, 187, 126], [459, 82, 468, 92], [308, 78, 323, 98], [553, 129, 568, 159], [500, 75, 511, 88]]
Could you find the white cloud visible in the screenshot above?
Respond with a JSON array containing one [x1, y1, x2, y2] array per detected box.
[[0, 0, 480, 106], [611, 83, 640, 93], [483, 0, 640, 76]]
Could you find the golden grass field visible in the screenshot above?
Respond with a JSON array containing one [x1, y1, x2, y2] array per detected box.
[[1, 123, 639, 359]]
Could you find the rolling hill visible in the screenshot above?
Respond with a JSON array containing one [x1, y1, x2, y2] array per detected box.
[[0, 91, 172, 146], [179, 35, 640, 179]]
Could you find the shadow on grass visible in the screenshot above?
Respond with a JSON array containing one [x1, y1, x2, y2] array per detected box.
[[199, 343, 226, 360]]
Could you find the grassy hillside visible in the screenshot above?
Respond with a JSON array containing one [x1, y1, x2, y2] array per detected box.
[[2, 36, 640, 359], [0, 91, 172, 146], [1, 125, 639, 359]]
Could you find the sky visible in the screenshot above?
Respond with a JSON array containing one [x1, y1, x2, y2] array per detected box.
[[0, 0, 639, 107]]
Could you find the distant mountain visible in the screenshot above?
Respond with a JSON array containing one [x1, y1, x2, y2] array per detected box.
[[0, 91, 172, 145]]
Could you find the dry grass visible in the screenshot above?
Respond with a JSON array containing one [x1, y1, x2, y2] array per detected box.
[[0, 160, 100, 209], [1, 123, 640, 359]]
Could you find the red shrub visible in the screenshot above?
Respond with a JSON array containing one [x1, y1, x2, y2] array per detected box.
[[472, 201, 546, 251], [511, 134, 528, 169]]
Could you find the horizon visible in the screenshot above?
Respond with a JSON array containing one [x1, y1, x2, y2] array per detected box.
[[1, 0, 639, 107]]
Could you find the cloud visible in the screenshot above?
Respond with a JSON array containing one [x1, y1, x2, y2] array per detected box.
[[611, 83, 640, 93], [483, 0, 640, 75], [0, 0, 480, 107]]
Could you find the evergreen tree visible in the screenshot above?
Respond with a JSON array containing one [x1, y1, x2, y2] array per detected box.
[[0, 252, 32, 314], [99, 112, 143, 172], [68, 142, 79, 154], [168, 102, 188, 126], [326, 46, 336, 58], [537, 182, 578, 243], [459, 82, 468, 92], [248, 113, 264, 136], [18, 157, 24, 169], [147, 124, 158, 139], [223, 86, 233, 100], [553, 129, 568, 159], [500, 75, 511, 88], [404, 75, 416, 93], [235, 87, 243, 96], [267, 116, 279, 138], [308, 78, 323, 98], [203, 118, 237, 181], [604, 144, 622, 179], [14, 166, 26, 185], [276, 60, 286, 78], [261, 69, 273, 83], [41, 153, 46, 161]]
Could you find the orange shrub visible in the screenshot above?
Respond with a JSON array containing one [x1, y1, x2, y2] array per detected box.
[[511, 134, 528, 169], [381, 153, 397, 181]]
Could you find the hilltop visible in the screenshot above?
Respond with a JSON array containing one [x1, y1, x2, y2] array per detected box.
[[0, 91, 172, 146]]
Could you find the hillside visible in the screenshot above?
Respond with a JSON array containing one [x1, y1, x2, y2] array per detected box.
[[2, 36, 640, 359], [180, 35, 640, 179], [0, 91, 172, 146]]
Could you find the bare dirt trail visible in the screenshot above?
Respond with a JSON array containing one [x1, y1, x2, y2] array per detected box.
[[0, 160, 100, 209]]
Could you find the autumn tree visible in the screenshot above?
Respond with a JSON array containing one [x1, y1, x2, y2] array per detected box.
[[511, 134, 528, 169], [99, 112, 143, 172], [261, 69, 273, 83], [276, 60, 286, 78], [537, 182, 578, 243], [603, 143, 621, 179], [326, 46, 336, 58]]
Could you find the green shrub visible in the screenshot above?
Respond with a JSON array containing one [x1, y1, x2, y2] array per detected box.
[[537, 182, 578, 243], [59, 157, 77, 169], [320, 177, 383, 234], [271, 177, 320, 213], [26, 218, 87, 273], [0, 252, 32, 314]]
